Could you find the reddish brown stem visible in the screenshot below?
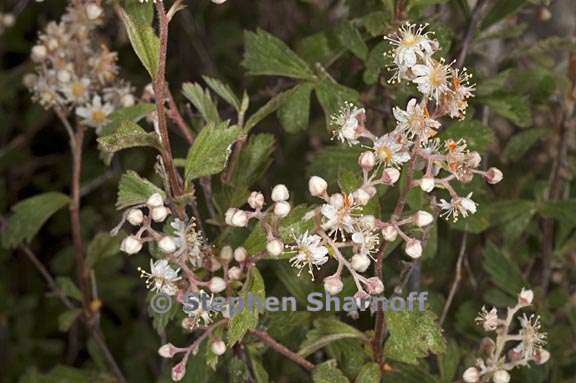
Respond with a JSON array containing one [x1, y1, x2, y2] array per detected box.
[[249, 330, 315, 371]]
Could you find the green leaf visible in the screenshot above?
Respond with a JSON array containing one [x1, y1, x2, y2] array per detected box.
[[481, 0, 528, 29], [313, 360, 350, 383], [307, 145, 364, 184], [97, 120, 161, 153], [202, 76, 241, 112], [482, 242, 526, 296], [481, 94, 532, 128], [227, 267, 265, 345], [242, 29, 316, 80], [55, 277, 83, 301], [299, 318, 368, 357], [58, 309, 82, 332], [438, 339, 461, 383], [86, 232, 121, 268], [440, 119, 495, 151], [383, 309, 446, 364], [272, 261, 316, 306], [296, 32, 342, 67], [355, 363, 381, 383], [335, 21, 369, 60], [244, 87, 299, 132], [184, 122, 240, 182], [182, 82, 221, 124], [278, 82, 313, 133], [100, 103, 156, 136], [120, 2, 160, 78], [229, 134, 275, 187], [116, 170, 165, 209], [315, 80, 360, 129], [503, 128, 549, 162], [538, 200, 576, 226], [359, 11, 392, 37], [2, 192, 70, 248], [363, 40, 392, 85]]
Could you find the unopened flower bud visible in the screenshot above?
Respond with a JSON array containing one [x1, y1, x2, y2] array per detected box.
[[57, 70, 71, 83], [121, 94, 135, 107], [485, 167, 503, 184], [219, 245, 233, 262], [329, 193, 344, 209], [230, 210, 249, 227], [158, 343, 178, 358], [158, 236, 177, 253], [351, 253, 371, 272], [248, 191, 265, 209], [127, 208, 144, 226], [31, 45, 47, 61], [151, 206, 170, 222], [462, 367, 480, 383], [2, 14, 15, 27], [224, 208, 236, 225], [518, 288, 534, 306], [535, 349, 550, 364], [233, 247, 247, 263], [271, 184, 289, 202], [381, 224, 398, 242], [308, 176, 328, 197], [414, 211, 434, 227], [353, 188, 371, 206], [469, 151, 482, 168], [382, 168, 400, 185], [228, 266, 242, 280], [365, 277, 384, 295], [120, 235, 142, 254], [420, 177, 435, 192], [405, 239, 422, 259], [147, 193, 164, 208], [85, 4, 103, 20], [211, 0, 227, 4], [323, 276, 343, 295], [493, 370, 510, 383], [358, 151, 376, 170], [266, 239, 283, 257], [171, 361, 186, 381], [274, 201, 291, 218], [211, 339, 226, 355], [208, 277, 227, 293], [354, 290, 371, 310]]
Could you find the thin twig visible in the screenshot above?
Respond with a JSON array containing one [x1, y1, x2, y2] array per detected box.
[[439, 231, 467, 325], [249, 330, 315, 371]]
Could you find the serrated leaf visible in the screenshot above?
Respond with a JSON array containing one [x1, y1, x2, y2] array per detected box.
[[299, 318, 368, 357], [439, 119, 495, 151], [55, 277, 83, 301], [335, 21, 369, 60], [244, 87, 299, 132], [315, 80, 360, 129], [184, 122, 240, 182], [363, 40, 392, 85], [355, 363, 380, 383], [383, 309, 446, 364], [202, 76, 241, 112], [307, 145, 364, 184], [100, 103, 156, 136], [503, 128, 549, 162], [481, 94, 532, 128], [97, 120, 161, 153], [538, 200, 576, 226], [120, 2, 160, 78], [359, 11, 392, 37], [86, 232, 121, 268], [229, 134, 275, 187], [58, 309, 82, 332], [182, 82, 221, 124], [482, 242, 526, 296], [228, 267, 265, 345], [242, 29, 316, 80], [2, 192, 70, 248], [296, 31, 343, 67], [278, 82, 313, 133], [313, 360, 350, 383], [116, 170, 165, 209]]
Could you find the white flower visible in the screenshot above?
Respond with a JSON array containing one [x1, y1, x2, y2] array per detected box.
[[182, 290, 213, 328], [331, 102, 366, 145], [372, 133, 411, 167], [445, 68, 475, 118], [351, 223, 380, 258], [412, 58, 451, 103], [352, 188, 371, 206], [385, 23, 438, 75], [271, 184, 289, 202], [85, 4, 103, 20], [518, 288, 534, 305], [139, 259, 181, 296], [393, 98, 440, 139], [475, 306, 499, 332], [76, 95, 114, 128], [288, 232, 329, 279], [170, 219, 206, 267], [517, 314, 547, 360], [438, 193, 477, 221], [320, 193, 357, 238], [308, 176, 328, 197], [63, 77, 91, 103]]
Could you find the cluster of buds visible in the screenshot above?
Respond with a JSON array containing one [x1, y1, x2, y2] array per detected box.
[[225, 184, 291, 257], [25, 2, 135, 131], [0, 11, 15, 35], [463, 289, 549, 383]]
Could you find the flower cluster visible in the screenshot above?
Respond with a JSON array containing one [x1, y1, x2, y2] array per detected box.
[[463, 289, 549, 383], [24, 2, 135, 131], [0, 12, 15, 36]]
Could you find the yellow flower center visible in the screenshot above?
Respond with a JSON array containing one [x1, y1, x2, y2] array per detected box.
[[377, 145, 393, 162], [71, 81, 86, 98], [90, 110, 106, 125]]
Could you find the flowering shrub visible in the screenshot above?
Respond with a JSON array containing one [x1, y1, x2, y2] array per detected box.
[[1, 0, 575, 382]]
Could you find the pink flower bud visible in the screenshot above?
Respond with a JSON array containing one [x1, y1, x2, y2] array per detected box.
[[358, 151, 376, 170], [233, 247, 247, 262], [208, 277, 227, 293], [158, 343, 178, 358], [171, 361, 186, 381], [381, 224, 398, 242], [382, 168, 400, 185], [323, 276, 343, 295], [248, 191, 265, 209], [211, 339, 226, 355], [365, 277, 384, 295], [518, 288, 534, 306], [485, 167, 503, 184]]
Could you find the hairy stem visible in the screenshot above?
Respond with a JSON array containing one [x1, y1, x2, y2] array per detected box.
[[249, 330, 315, 371]]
